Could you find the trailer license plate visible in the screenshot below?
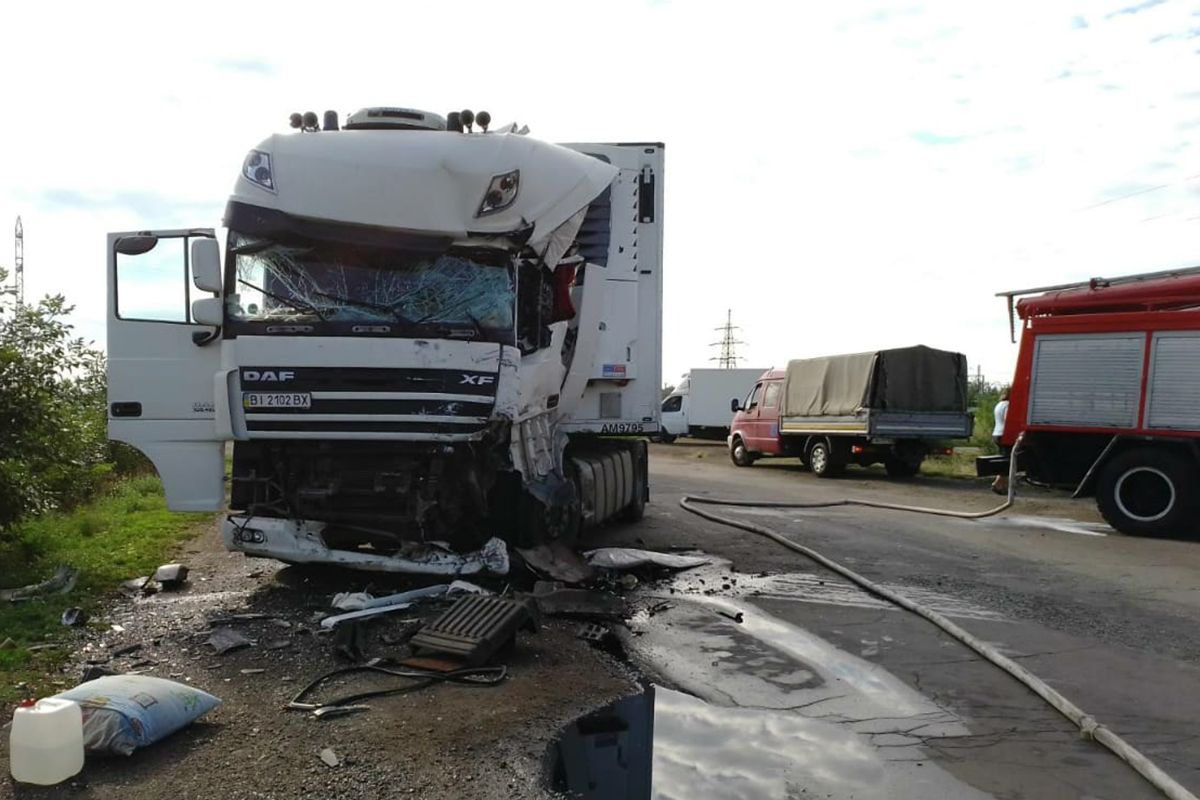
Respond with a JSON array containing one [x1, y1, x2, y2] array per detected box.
[[243, 392, 312, 409]]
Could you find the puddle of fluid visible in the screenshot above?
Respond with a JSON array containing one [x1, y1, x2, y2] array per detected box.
[[980, 515, 1110, 537], [668, 560, 1006, 621], [546, 683, 992, 800]]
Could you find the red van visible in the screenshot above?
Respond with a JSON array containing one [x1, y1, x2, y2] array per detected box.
[[728, 348, 972, 477]]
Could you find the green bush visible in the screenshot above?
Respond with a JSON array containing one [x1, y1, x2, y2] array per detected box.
[[967, 381, 1008, 454], [0, 271, 110, 534]]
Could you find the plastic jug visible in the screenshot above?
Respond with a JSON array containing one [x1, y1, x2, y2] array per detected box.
[[9, 697, 85, 785]]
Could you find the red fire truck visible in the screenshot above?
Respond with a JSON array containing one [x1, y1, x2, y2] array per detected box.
[[978, 268, 1200, 538]]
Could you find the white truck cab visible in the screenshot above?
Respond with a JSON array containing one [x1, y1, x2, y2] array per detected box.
[[107, 108, 664, 572]]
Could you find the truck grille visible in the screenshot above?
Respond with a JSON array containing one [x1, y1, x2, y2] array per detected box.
[[240, 367, 497, 436]]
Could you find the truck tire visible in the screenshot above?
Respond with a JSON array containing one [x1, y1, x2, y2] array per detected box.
[[618, 468, 647, 523], [885, 456, 922, 479], [808, 440, 843, 478], [729, 436, 756, 467], [1095, 448, 1199, 538], [658, 433, 677, 444]]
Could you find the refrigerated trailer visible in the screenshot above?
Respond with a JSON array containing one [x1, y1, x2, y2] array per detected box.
[[979, 267, 1200, 537], [106, 106, 664, 571]]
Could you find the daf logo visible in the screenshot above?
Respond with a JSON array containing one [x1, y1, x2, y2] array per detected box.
[[244, 370, 296, 382], [460, 374, 496, 386]]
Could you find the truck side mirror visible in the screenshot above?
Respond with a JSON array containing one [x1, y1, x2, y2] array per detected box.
[[191, 238, 222, 294], [731, 398, 741, 413], [191, 297, 223, 326]]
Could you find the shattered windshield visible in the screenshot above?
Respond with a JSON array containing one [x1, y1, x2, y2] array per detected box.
[[225, 232, 515, 339]]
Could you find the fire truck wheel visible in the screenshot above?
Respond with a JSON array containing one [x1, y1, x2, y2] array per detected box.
[[730, 437, 756, 467], [808, 440, 844, 478], [1096, 448, 1200, 538]]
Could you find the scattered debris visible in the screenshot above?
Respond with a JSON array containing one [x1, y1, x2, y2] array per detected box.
[[321, 581, 489, 629], [1, 565, 79, 603], [584, 548, 710, 571], [61, 607, 88, 627], [576, 623, 612, 644], [240, 668, 266, 675], [53, 674, 221, 756], [517, 542, 595, 584], [119, 576, 157, 596], [110, 624, 126, 633], [152, 563, 189, 589], [411, 595, 538, 666], [313, 704, 370, 720], [81, 665, 118, 683], [380, 620, 422, 647], [716, 610, 745, 624], [618, 574, 639, 590], [319, 748, 340, 767], [208, 612, 273, 625], [334, 622, 369, 663], [265, 638, 292, 651], [0, 637, 15, 650], [110, 643, 142, 658], [207, 627, 253, 655], [647, 601, 674, 616], [532, 581, 626, 620]]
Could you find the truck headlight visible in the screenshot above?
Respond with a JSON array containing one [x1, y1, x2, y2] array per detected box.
[[242, 150, 276, 193], [476, 170, 519, 216]]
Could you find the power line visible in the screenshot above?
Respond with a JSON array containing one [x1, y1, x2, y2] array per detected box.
[[709, 309, 746, 369]]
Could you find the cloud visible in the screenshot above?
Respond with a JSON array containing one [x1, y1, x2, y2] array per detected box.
[[214, 58, 276, 76], [1106, 0, 1167, 19]]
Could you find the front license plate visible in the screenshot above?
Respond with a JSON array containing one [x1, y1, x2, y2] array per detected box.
[[243, 392, 312, 409]]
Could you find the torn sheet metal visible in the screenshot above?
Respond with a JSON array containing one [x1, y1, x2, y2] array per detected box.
[[584, 548, 710, 571], [222, 517, 511, 576], [510, 411, 563, 481], [321, 581, 491, 628], [518, 543, 595, 585], [236, 132, 618, 244]]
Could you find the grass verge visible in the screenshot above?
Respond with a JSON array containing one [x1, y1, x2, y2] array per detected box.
[[0, 475, 209, 702]]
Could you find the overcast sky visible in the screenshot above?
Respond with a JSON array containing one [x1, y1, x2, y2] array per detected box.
[[2, 0, 1198, 387]]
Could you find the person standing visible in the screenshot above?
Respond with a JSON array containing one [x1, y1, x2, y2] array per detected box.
[[991, 390, 1011, 494]]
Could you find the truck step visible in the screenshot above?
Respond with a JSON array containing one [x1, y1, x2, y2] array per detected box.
[[410, 595, 538, 666]]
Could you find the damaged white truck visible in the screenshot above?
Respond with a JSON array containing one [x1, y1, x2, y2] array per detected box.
[[106, 107, 664, 573]]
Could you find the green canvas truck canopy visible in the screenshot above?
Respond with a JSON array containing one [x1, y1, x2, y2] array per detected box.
[[782, 345, 968, 417]]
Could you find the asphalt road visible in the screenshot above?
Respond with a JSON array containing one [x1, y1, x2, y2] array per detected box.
[[575, 441, 1200, 799]]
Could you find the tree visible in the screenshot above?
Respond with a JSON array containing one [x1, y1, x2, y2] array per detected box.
[[0, 269, 109, 532]]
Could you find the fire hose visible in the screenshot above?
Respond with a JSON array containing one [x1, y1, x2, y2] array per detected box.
[[678, 435, 1197, 800]]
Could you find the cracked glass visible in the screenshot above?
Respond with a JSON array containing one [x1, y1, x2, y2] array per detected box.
[[225, 232, 515, 340]]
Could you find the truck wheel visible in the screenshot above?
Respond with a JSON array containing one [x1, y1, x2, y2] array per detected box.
[[1096, 448, 1199, 537], [885, 457, 922, 479], [808, 440, 843, 478], [658, 433, 677, 444], [730, 436, 756, 467]]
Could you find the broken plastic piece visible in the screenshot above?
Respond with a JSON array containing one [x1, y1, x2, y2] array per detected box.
[[1, 565, 79, 603], [152, 563, 189, 589], [584, 548, 710, 571], [532, 582, 626, 620], [517, 542, 594, 584], [61, 607, 88, 627], [576, 623, 611, 644], [207, 627, 253, 655]]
